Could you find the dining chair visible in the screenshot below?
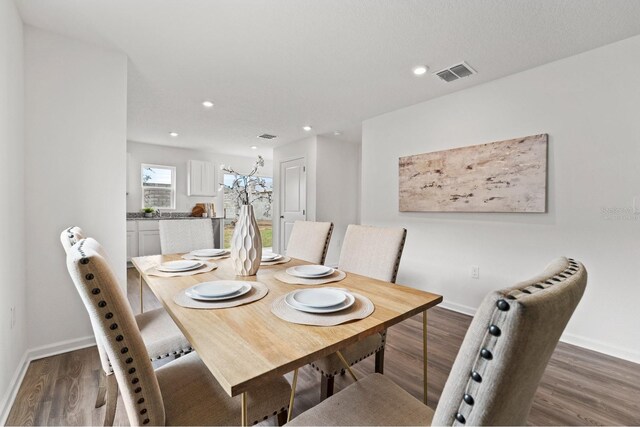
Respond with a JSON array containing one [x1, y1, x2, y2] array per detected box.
[[311, 224, 407, 400], [285, 221, 334, 264], [288, 257, 588, 426], [159, 219, 215, 254], [66, 238, 292, 426], [60, 229, 193, 426]]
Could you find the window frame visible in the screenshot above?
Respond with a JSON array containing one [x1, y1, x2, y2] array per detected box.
[[141, 163, 177, 210]]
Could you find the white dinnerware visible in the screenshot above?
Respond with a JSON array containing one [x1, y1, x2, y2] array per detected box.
[[186, 281, 252, 301], [285, 289, 355, 313], [292, 288, 347, 308], [157, 260, 203, 272], [192, 248, 227, 257], [286, 265, 335, 278]]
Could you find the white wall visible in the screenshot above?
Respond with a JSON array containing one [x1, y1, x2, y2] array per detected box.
[[127, 141, 273, 219], [0, 0, 26, 421], [24, 27, 128, 351], [272, 135, 361, 264], [362, 35, 640, 362], [316, 136, 361, 265]]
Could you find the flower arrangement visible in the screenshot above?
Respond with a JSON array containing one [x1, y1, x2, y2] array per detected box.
[[220, 155, 269, 206]]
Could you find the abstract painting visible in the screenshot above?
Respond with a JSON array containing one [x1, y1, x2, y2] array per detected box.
[[399, 134, 548, 212]]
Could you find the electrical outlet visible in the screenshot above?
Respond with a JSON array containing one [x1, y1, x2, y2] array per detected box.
[[470, 265, 480, 279]]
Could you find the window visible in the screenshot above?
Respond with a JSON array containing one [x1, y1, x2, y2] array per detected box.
[[141, 164, 176, 209], [223, 174, 273, 249]]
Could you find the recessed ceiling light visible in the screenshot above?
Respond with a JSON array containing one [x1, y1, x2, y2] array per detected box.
[[202, 100, 214, 108], [169, 131, 179, 137], [250, 145, 258, 150], [333, 131, 342, 136], [303, 125, 312, 132], [412, 65, 428, 76]]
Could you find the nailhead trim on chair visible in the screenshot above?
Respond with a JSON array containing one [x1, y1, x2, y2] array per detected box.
[[310, 343, 386, 377], [320, 223, 334, 265], [77, 241, 151, 425], [451, 258, 583, 425], [390, 228, 407, 284]]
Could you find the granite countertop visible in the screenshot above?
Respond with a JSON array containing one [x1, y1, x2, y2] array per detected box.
[[127, 212, 224, 221]]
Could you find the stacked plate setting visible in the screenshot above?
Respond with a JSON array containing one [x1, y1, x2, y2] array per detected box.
[[286, 265, 335, 278], [190, 248, 229, 258], [262, 251, 284, 262], [285, 288, 355, 313], [185, 281, 252, 301], [157, 260, 204, 272]]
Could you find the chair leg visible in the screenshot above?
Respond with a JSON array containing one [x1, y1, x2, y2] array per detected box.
[[277, 410, 288, 426], [95, 370, 107, 408], [375, 348, 385, 374], [103, 374, 118, 427], [320, 375, 335, 401]]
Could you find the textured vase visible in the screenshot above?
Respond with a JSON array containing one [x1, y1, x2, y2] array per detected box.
[[230, 205, 262, 276]]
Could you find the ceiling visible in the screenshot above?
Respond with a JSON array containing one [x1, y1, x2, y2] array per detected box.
[[16, 0, 640, 159]]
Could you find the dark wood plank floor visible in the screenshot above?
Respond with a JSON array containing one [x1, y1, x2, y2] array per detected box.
[[7, 268, 640, 426]]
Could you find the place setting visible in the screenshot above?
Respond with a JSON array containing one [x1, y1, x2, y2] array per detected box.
[[274, 264, 346, 285], [173, 279, 269, 309], [271, 287, 374, 326], [260, 250, 291, 266], [145, 259, 217, 277], [182, 248, 231, 261]]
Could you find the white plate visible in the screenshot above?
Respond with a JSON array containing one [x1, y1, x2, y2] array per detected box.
[[286, 265, 335, 278], [192, 248, 226, 257], [262, 253, 282, 261], [285, 289, 355, 313], [190, 281, 244, 297], [186, 282, 252, 301], [158, 260, 202, 272], [292, 288, 347, 308]]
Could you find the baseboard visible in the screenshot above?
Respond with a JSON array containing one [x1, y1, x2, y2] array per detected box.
[[0, 351, 29, 426], [439, 300, 476, 316], [560, 332, 640, 364], [0, 335, 96, 424], [439, 300, 640, 364], [27, 335, 96, 362]]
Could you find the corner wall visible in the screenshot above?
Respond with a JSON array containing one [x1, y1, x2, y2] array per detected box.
[[0, 0, 27, 421], [361, 35, 640, 362], [24, 27, 128, 352]]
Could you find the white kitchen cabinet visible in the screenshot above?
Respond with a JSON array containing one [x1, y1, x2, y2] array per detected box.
[[188, 160, 216, 196], [138, 230, 161, 256], [126, 230, 138, 261]]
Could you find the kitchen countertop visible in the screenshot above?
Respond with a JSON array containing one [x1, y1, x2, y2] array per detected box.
[[127, 213, 224, 221]]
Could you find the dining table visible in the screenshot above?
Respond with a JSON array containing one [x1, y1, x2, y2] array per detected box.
[[131, 253, 443, 426]]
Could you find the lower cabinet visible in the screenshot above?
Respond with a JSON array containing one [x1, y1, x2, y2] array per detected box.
[[138, 230, 161, 256], [126, 230, 138, 262]]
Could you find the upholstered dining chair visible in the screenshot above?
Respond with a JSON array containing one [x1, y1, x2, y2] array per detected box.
[[60, 229, 193, 426], [66, 238, 292, 426], [159, 219, 215, 254], [285, 221, 334, 264], [311, 224, 407, 399], [288, 257, 588, 426]]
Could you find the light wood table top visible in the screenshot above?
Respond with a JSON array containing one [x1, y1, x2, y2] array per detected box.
[[131, 254, 442, 397]]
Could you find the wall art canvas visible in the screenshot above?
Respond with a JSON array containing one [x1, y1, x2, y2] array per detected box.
[[399, 134, 548, 212]]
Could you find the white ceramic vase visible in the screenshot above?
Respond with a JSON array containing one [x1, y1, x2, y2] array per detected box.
[[230, 204, 262, 276]]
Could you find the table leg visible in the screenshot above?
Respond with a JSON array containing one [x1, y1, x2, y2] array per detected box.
[[423, 310, 428, 405], [241, 392, 248, 426], [336, 351, 358, 382], [287, 368, 299, 423], [139, 272, 144, 314]]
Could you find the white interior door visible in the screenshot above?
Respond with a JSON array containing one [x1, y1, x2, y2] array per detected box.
[[280, 157, 306, 252]]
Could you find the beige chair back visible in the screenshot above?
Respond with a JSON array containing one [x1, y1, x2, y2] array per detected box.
[[286, 221, 334, 264], [432, 257, 587, 425], [338, 225, 407, 283], [66, 238, 165, 426], [60, 226, 85, 252], [159, 219, 214, 254]]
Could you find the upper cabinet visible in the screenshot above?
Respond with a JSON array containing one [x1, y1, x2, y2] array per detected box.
[[188, 160, 216, 196]]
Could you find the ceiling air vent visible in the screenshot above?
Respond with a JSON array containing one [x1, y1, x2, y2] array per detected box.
[[258, 133, 277, 140], [435, 62, 476, 82]]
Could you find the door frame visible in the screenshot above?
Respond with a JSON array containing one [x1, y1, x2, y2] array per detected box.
[[277, 156, 306, 253]]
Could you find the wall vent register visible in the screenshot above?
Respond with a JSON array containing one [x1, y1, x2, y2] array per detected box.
[[435, 62, 476, 82]]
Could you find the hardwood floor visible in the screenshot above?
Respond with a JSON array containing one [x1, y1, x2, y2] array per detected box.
[[6, 268, 640, 426]]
